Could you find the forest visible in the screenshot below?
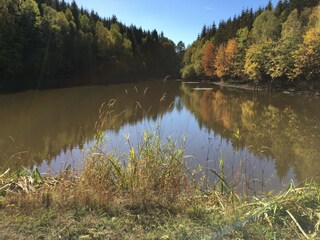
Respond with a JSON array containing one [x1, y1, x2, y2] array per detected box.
[[181, 0, 320, 89], [0, 0, 182, 90], [1, 0, 319, 91]]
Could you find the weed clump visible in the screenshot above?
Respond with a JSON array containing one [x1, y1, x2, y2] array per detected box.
[[77, 131, 190, 209]]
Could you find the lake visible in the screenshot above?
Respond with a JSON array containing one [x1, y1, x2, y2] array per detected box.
[[1, 80, 319, 194]]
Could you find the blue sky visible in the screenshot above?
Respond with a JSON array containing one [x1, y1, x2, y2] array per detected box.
[[66, 0, 278, 46]]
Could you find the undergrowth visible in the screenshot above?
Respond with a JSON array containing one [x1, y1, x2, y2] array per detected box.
[[0, 132, 319, 239]]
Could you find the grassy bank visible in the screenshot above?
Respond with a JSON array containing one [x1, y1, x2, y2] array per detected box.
[[0, 132, 319, 239]]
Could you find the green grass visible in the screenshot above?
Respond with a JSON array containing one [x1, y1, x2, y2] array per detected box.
[[0, 132, 319, 239]]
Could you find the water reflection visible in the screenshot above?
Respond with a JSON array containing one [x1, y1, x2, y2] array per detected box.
[[0, 80, 319, 192], [0, 81, 180, 170], [181, 82, 320, 185]]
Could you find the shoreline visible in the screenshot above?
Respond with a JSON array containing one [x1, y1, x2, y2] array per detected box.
[[211, 81, 320, 97], [212, 81, 264, 91]]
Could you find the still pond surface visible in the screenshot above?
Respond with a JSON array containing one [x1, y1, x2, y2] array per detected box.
[[1, 80, 319, 193]]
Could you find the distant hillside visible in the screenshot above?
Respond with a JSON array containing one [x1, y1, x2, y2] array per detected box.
[[0, 0, 182, 90], [181, 0, 320, 89]]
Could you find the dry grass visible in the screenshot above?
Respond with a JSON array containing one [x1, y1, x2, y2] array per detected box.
[[1, 132, 320, 239], [1, 131, 191, 211], [77, 131, 190, 210], [215, 182, 320, 239]]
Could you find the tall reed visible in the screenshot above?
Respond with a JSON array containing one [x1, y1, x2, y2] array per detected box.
[[79, 130, 189, 209]]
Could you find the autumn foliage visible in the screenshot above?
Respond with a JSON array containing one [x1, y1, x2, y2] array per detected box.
[[294, 28, 320, 79], [202, 42, 216, 78], [182, 2, 320, 86]]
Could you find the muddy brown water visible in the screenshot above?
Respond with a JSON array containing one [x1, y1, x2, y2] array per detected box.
[[1, 80, 319, 193]]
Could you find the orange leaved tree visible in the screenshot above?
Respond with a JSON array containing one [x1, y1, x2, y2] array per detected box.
[[202, 42, 216, 78]]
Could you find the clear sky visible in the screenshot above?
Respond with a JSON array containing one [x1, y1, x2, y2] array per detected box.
[[66, 0, 278, 46]]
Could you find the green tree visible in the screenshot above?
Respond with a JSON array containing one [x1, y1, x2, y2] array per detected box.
[[192, 41, 205, 77], [181, 47, 196, 79], [65, 8, 76, 31], [268, 9, 303, 80], [42, 4, 69, 33], [79, 13, 90, 32], [250, 10, 281, 43], [294, 30, 320, 81], [21, 0, 41, 28], [233, 27, 249, 78], [176, 41, 185, 69], [244, 40, 273, 81], [181, 64, 196, 79], [0, 0, 41, 82], [0, 0, 21, 78], [244, 43, 263, 81], [294, 6, 320, 81], [181, 39, 205, 79], [245, 10, 281, 84], [95, 21, 113, 60]]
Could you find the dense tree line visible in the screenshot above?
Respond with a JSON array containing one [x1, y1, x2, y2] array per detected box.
[[182, 0, 320, 89], [0, 0, 181, 90]]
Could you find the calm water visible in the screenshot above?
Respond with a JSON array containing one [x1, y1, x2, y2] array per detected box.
[[1, 80, 319, 193]]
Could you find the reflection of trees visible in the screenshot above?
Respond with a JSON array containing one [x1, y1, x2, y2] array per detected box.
[[181, 83, 320, 183], [0, 81, 180, 170]]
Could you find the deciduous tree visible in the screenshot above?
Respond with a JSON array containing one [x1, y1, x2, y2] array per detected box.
[[214, 44, 227, 78], [268, 9, 303, 80], [250, 10, 281, 43], [233, 27, 249, 78], [294, 6, 320, 80], [244, 40, 273, 81], [224, 38, 238, 77], [202, 42, 216, 78]]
